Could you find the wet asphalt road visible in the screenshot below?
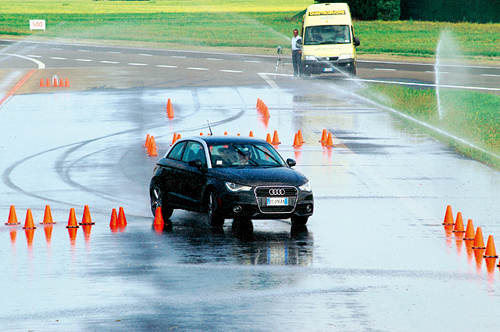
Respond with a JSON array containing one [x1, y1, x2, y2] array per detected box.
[[2, 40, 500, 331]]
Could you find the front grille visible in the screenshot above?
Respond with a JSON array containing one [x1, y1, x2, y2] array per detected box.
[[254, 186, 298, 214], [317, 57, 339, 62]]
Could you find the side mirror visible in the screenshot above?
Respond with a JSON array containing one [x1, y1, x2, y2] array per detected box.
[[286, 158, 296, 167], [353, 36, 360, 47], [188, 159, 207, 172]]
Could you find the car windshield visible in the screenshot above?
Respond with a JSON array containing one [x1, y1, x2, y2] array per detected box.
[[304, 25, 351, 45], [209, 143, 285, 168]]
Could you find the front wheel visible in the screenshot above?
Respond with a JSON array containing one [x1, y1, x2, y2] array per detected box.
[[207, 191, 225, 227], [291, 216, 308, 226], [150, 184, 174, 220]]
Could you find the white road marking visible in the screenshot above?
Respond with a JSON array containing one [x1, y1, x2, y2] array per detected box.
[[482, 74, 500, 77], [128, 63, 147, 66], [187, 67, 209, 71], [51, 47, 63, 50], [220, 70, 242, 73], [50, 57, 66, 60], [78, 49, 91, 52], [245, 60, 261, 63], [171, 56, 186, 59], [207, 58, 222, 61], [426, 71, 449, 74], [157, 65, 177, 68], [108, 51, 121, 54], [139, 53, 153, 56], [27, 55, 42, 58], [374, 68, 396, 71], [3, 53, 45, 69], [101, 60, 119, 64], [75, 59, 92, 62]]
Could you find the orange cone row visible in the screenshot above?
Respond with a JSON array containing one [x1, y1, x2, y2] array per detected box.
[[443, 206, 499, 269], [40, 78, 70, 87], [5, 205, 129, 245], [256, 98, 270, 118], [144, 134, 158, 156]]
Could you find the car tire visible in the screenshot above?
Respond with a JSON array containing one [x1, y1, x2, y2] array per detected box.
[[150, 183, 174, 220], [291, 216, 308, 226], [207, 191, 225, 227]]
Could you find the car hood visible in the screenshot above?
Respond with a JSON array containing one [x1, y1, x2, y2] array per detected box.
[[209, 167, 308, 186]]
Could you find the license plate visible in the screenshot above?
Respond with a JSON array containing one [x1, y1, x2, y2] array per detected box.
[[323, 68, 334, 72], [267, 197, 288, 206]]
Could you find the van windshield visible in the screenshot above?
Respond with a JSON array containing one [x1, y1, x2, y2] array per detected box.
[[304, 25, 351, 45]]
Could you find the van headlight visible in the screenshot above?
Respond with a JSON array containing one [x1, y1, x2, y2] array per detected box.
[[305, 55, 317, 61], [298, 181, 312, 192], [339, 53, 352, 60], [225, 182, 252, 192]]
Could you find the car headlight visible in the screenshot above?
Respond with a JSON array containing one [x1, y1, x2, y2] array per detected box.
[[298, 181, 312, 192], [305, 55, 316, 61], [338, 53, 352, 60], [225, 182, 252, 192]]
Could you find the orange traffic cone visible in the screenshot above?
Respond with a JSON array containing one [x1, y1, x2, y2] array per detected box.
[[464, 219, 475, 241], [484, 235, 498, 258], [453, 212, 465, 233], [442, 205, 454, 226], [472, 227, 485, 249], [272, 130, 280, 145], [153, 207, 164, 225], [298, 129, 304, 144], [5, 205, 20, 225], [81, 205, 95, 225], [166, 98, 174, 119], [41, 205, 56, 224], [144, 134, 151, 148], [59, 78, 64, 87], [266, 133, 272, 144], [224, 132, 228, 135], [46, 78, 51, 87], [40, 78, 44, 87], [320, 129, 327, 142], [171, 133, 178, 146], [293, 133, 302, 147], [66, 208, 79, 228], [262, 106, 270, 118], [110, 208, 118, 228], [256, 98, 261, 109], [53, 77, 58, 87], [325, 133, 334, 147], [118, 207, 127, 227], [148, 136, 158, 156], [249, 131, 254, 137], [23, 209, 37, 229], [65, 78, 70, 87]]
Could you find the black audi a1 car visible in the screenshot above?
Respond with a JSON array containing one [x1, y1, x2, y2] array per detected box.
[[149, 136, 313, 227]]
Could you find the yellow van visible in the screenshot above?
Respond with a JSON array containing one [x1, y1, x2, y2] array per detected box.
[[300, 3, 360, 76]]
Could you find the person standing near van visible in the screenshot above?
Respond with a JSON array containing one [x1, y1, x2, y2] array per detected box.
[[291, 29, 302, 77]]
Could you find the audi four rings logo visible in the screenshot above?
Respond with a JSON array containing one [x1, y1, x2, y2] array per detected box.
[[269, 188, 286, 196]]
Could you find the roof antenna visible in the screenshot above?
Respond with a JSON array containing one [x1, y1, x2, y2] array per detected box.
[[207, 120, 213, 136]]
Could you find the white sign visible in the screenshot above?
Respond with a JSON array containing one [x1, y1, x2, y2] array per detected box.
[[29, 20, 46, 31]]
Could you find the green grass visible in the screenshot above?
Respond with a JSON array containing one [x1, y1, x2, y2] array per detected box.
[[365, 84, 500, 169], [1, 1, 499, 57]]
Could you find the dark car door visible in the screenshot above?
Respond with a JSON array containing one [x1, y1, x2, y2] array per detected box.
[[163, 141, 187, 207], [176, 141, 209, 210]]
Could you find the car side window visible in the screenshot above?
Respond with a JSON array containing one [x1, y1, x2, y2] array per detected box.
[[182, 141, 207, 166], [167, 141, 187, 161]]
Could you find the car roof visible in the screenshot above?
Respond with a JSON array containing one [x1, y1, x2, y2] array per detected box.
[[178, 135, 268, 145]]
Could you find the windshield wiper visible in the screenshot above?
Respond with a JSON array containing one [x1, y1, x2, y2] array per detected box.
[[251, 144, 282, 166]]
